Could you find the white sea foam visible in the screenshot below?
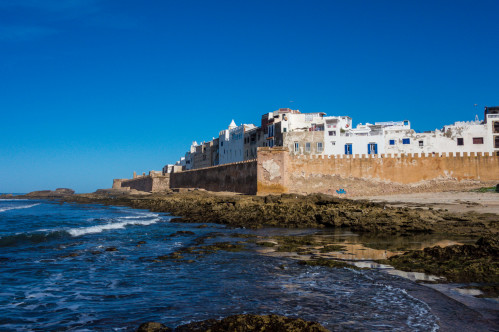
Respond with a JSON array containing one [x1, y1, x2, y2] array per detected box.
[[0, 203, 40, 213], [67, 217, 161, 236], [0, 199, 29, 201]]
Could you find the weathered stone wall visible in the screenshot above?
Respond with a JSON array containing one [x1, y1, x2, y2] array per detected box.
[[170, 160, 257, 194], [257, 148, 499, 196], [115, 175, 170, 192], [151, 176, 171, 192], [283, 131, 324, 155], [257, 147, 289, 194], [112, 179, 123, 189]]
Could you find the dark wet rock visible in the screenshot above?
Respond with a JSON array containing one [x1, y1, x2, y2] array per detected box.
[[319, 244, 346, 253], [105, 247, 118, 252], [298, 258, 361, 270], [136, 322, 172, 332], [196, 242, 246, 253], [169, 231, 195, 237], [256, 241, 276, 247], [94, 188, 131, 196], [174, 314, 329, 332], [137, 241, 147, 245], [0, 193, 13, 199], [91, 251, 102, 255], [195, 224, 208, 228], [382, 237, 499, 284], [60, 191, 498, 237], [60, 252, 80, 258], [156, 252, 184, 260]]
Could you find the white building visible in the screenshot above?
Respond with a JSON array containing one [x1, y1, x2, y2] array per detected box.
[[279, 111, 326, 133], [323, 117, 411, 156], [384, 119, 492, 155], [322, 115, 495, 157], [218, 120, 257, 165], [183, 141, 198, 170]]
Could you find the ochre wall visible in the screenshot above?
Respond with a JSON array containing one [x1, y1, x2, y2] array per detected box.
[[170, 160, 257, 194], [257, 147, 289, 194], [118, 175, 170, 192], [113, 149, 498, 196], [256, 148, 499, 196]]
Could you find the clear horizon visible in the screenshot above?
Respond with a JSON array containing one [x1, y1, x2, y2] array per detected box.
[[1, 0, 498, 193]]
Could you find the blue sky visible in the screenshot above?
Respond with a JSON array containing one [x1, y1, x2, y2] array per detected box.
[[1, 0, 498, 193]]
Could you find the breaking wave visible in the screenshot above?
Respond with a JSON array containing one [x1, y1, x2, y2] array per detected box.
[[0, 212, 165, 246], [0, 203, 40, 213], [67, 215, 162, 237]]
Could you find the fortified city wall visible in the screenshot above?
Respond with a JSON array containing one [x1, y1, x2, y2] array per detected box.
[[257, 148, 499, 196], [113, 174, 170, 192], [113, 148, 499, 196], [169, 160, 257, 195]]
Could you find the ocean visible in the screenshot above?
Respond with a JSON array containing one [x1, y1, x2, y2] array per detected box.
[[0, 198, 445, 331]]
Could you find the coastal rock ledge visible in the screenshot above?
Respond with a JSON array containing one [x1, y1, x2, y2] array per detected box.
[[137, 314, 329, 332], [24, 188, 75, 198]]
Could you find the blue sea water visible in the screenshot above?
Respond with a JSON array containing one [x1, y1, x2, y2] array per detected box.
[[0, 199, 442, 331]]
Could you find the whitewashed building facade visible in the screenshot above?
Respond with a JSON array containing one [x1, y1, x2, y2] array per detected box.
[[218, 120, 257, 165]]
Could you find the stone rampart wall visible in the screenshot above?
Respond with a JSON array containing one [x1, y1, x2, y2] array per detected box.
[[170, 160, 257, 194], [257, 148, 499, 196], [116, 175, 170, 192]]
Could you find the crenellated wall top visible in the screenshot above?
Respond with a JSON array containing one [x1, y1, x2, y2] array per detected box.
[[179, 159, 257, 173], [292, 151, 498, 160]]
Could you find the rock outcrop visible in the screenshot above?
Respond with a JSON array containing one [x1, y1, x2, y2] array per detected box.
[[136, 314, 329, 332], [24, 188, 75, 198], [382, 237, 499, 284]]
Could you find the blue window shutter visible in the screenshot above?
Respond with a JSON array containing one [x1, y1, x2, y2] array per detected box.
[[368, 144, 371, 154], [374, 144, 378, 154], [345, 144, 347, 154]]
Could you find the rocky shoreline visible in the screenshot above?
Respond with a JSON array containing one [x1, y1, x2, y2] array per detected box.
[[55, 190, 498, 237], [8, 189, 498, 330], [25, 190, 498, 281]]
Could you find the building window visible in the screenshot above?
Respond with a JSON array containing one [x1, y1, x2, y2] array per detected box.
[[331, 141, 336, 146], [368, 143, 377, 155], [419, 141, 424, 147], [457, 138, 464, 146], [402, 138, 410, 144], [317, 142, 323, 153], [473, 137, 484, 144], [389, 139, 395, 145], [268, 125, 274, 137], [283, 128, 287, 132], [345, 143, 352, 155], [305, 142, 311, 152], [328, 131, 336, 136], [294, 142, 299, 153], [494, 121, 499, 134]]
